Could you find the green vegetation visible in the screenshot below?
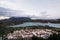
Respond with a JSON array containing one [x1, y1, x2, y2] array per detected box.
[[0, 25, 60, 36], [32, 35, 45, 40], [32, 33, 60, 40], [0, 25, 60, 40]]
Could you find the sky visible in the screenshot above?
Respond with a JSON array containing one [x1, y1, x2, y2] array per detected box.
[[0, 0, 60, 19]]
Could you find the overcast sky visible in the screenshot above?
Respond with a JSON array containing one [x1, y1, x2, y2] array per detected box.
[[0, 0, 60, 19]]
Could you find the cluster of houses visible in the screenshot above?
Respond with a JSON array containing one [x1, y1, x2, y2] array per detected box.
[[6, 29, 58, 40]]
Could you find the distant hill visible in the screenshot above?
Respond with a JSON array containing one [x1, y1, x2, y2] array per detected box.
[[0, 17, 32, 27], [32, 19, 60, 23], [0, 17, 60, 27], [0, 7, 60, 27]]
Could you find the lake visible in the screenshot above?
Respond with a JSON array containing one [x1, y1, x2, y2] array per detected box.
[[9, 22, 60, 28]]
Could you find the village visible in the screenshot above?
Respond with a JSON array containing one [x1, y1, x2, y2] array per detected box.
[[6, 29, 58, 40]]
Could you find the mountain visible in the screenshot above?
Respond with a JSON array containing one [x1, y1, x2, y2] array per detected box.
[[0, 7, 60, 27], [0, 16, 60, 27], [32, 19, 60, 23], [0, 7, 32, 27], [0, 17, 32, 27]]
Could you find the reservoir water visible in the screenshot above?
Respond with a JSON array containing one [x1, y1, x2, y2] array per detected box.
[[9, 22, 60, 28]]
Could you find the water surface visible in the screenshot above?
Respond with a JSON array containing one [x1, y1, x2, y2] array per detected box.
[[9, 22, 60, 28]]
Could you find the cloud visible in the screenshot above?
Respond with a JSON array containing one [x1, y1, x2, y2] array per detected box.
[[0, 16, 10, 20], [0, 7, 49, 19], [0, 7, 24, 17], [0, 0, 60, 19], [0, 7, 35, 18], [30, 11, 50, 19]]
